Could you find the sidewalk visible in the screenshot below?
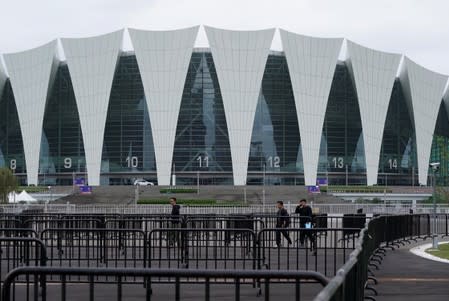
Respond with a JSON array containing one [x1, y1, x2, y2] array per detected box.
[[374, 239, 449, 301]]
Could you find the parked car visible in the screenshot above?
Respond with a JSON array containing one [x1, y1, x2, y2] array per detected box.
[[133, 179, 154, 186]]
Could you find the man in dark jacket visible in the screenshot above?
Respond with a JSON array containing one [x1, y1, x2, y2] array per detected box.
[[295, 199, 315, 252], [169, 197, 181, 246], [275, 201, 292, 247], [170, 197, 181, 220]]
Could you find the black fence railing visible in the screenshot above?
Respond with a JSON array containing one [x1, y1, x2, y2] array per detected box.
[[314, 214, 443, 301], [0, 237, 47, 282], [1, 267, 329, 301], [0, 213, 447, 300], [1, 213, 374, 236]]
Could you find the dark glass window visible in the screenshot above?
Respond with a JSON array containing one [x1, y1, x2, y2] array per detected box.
[[378, 80, 418, 185], [430, 102, 449, 185], [248, 54, 302, 185], [39, 64, 86, 185], [101, 54, 156, 185], [0, 81, 26, 181], [172, 52, 232, 185], [318, 63, 366, 185]]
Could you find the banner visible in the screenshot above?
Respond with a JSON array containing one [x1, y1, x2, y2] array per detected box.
[[316, 178, 328, 186], [80, 185, 92, 194], [74, 178, 85, 186], [307, 185, 320, 194]]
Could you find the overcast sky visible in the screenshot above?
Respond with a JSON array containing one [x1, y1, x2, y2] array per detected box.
[[1, 0, 448, 76]]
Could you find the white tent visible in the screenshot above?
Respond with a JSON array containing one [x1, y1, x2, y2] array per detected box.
[[7, 191, 19, 203], [16, 190, 37, 202]]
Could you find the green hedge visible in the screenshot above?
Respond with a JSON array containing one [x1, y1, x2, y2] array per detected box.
[[159, 188, 198, 194], [137, 199, 244, 206], [138, 199, 216, 205], [420, 197, 448, 204], [18, 186, 48, 193], [320, 186, 392, 193]]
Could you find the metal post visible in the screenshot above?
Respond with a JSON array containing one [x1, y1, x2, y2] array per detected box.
[[134, 185, 139, 205], [171, 163, 176, 186], [197, 170, 200, 195], [263, 164, 266, 206], [244, 187, 247, 204], [432, 170, 438, 249], [412, 166, 415, 187], [345, 164, 348, 186]]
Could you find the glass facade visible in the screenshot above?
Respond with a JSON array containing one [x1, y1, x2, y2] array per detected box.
[[39, 64, 86, 185], [172, 51, 232, 185], [1, 50, 448, 186], [318, 63, 366, 185], [0, 81, 26, 182], [378, 80, 418, 185], [430, 103, 449, 186], [248, 53, 302, 185], [101, 54, 156, 185]]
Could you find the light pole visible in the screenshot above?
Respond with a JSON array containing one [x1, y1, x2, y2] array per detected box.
[[345, 164, 348, 186], [134, 184, 139, 205], [262, 163, 266, 206], [430, 162, 440, 249], [48, 186, 52, 202], [197, 170, 200, 195]]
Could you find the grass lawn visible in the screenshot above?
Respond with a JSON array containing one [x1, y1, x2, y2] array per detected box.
[[426, 243, 449, 260]]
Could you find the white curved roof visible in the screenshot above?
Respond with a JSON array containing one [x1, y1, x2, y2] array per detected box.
[[129, 26, 199, 186], [3, 40, 58, 185], [400, 57, 448, 185], [1, 27, 448, 187], [205, 26, 275, 185], [0, 60, 7, 101], [346, 40, 402, 185], [61, 30, 124, 186], [280, 29, 343, 186]]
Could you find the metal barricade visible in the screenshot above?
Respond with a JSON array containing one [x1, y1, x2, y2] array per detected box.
[[105, 218, 173, 234], [0, 237, 47, 283], [185, 216, 265, 233], [1, 266, 329, 301], [148, 228, 257, 275], [0, 229, 37, 238], [0, 219, 21, 229], [257, 228, 359, 277], [40, 228, 146, 282]]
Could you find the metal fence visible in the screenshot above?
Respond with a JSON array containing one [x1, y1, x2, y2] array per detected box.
[[1, 267, 329, 301], [0, 213, 447, 300], [0, 237, 46, 283], [314, 214, 440, 301], [1, 203, 449, 215], [41, 228, 147, 283]]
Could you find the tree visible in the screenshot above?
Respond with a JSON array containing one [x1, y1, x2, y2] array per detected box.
[[0, 168, 18, 204]]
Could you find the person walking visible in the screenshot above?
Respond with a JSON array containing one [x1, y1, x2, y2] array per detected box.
[[275, 201, 292, 247], [295, 199, 316, 253], [169, 197, 181, 246], [170, 197, 181, 219]]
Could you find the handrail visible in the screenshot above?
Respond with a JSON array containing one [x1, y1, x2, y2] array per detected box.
[[1, 266, 329, 300], [313, 214, 437, 301]]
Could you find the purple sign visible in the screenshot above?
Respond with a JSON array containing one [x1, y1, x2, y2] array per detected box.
[[74, 178, 85, 186], [79, 185, 92, 194], [316, 178, 328, 186], [307, 185, 320, 194]]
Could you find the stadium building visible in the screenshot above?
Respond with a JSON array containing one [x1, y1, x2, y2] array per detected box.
[[0, 26, 448, 187]]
